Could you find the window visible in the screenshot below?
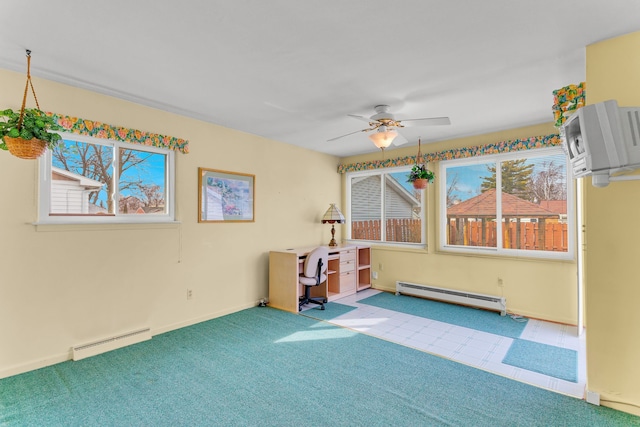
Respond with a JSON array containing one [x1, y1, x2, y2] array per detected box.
[[440, 147, 573, 258], [38, 132, 175, 223], [347, 167, 424, 245]]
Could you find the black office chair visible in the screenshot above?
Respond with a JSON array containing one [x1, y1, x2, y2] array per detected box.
[[299, 247, 329, 311]]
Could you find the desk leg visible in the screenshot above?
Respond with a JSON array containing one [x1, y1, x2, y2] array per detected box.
[[269, 252, 300, 313]]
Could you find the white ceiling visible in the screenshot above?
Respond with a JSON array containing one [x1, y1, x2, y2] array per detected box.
[[1, 1, 639, 157]]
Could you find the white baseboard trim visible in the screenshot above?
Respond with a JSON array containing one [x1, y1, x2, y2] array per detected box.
[[0, 351, 71, 380], [1, 301, 259, 380], [153, 301, 259, 336]]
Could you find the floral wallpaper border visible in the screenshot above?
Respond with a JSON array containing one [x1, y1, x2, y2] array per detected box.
[[552, 82, 586, 128], [337, 134, 562, 173], [47, 112, 190, 153], [41, 82, 580, 158]]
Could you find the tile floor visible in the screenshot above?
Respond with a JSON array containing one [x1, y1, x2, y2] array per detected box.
[[302, 288, 586, 399]]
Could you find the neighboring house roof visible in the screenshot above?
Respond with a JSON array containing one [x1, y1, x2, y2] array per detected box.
[[50, 167, 106, 214], [386, 175, 420, 207], [350, 174, 421, 221], [539, 200, 567, 215], [447, 188, 559, 219], [135, 206, 165, 214], [51, 167, 103, 189], [350, 175, 419, 207]]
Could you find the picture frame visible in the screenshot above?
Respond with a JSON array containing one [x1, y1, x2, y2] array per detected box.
[[198, 167, 255, 223]]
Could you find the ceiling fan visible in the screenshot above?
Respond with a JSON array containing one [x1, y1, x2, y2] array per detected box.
[[328, 104, 451, 150]]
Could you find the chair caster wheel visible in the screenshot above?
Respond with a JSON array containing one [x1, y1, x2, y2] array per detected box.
[[320, 306, 325, 310]]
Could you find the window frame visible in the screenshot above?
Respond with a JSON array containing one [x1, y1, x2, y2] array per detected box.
[[438, 147, 575, 260], [346, 165, 426, 248], [38, 131, 176, 224]]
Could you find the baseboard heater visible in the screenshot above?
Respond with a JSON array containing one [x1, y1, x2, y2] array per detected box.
[[72, 327, 151, 361], [396, 281, 507, 316]]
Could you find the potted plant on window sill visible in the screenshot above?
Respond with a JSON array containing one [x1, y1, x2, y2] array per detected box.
[[0, 108, 62, 159], [407, 164, 435, 189]]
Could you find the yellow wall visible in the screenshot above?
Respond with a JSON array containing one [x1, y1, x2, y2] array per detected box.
[[584, 31, 640, 416], [0, 68, 341, 378], [341, 123, 578, 324], [4, 30, 638, 415]]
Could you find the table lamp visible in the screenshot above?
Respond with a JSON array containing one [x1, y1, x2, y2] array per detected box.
[[321, 203, 345, 247]]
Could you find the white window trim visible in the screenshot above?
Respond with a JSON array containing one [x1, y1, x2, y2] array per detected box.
[[438, 147, 575, 260], [345, 165, 426, 248], [37, 131, 176, 225]]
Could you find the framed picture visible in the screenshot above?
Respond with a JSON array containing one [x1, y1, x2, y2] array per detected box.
[[198, 168, 255, 223]]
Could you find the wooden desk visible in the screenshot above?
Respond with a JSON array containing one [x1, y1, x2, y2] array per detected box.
[[269, 244, 371, 313]]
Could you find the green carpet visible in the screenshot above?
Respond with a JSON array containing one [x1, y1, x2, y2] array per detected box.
[[358, 291, 527, 338], [300, 301, 357, 320], [1, 307, 638, 426], [503, 339, 578, 383]]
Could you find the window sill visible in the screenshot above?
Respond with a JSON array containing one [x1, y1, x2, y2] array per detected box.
[[436, 246, 575, 262], [345, 240, 427, 252], [33, 221, 181, 232]]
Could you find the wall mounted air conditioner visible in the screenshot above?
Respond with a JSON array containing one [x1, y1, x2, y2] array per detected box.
[[562, 100, 640, 187]]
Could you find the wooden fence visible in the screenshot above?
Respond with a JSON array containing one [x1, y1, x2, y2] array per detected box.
[[351, 218, 568, 251], [351, 219, 421, 243], [448, 220, 568, 252]]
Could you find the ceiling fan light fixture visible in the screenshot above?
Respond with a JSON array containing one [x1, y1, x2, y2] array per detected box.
[[369, 129, 397, 149]]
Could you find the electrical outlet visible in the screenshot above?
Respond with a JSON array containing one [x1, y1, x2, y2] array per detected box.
[[372, 272, 378, 279], [497, 277, 504, 287], [187, 289, 193, 300]]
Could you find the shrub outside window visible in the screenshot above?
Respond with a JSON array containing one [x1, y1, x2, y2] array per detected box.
[[347, 167, 425, 246], [38, 132, 175, 223], [440, 147, 573, 259]]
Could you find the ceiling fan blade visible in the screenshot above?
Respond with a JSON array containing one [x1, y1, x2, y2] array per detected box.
[[400, 117, 451, 127], [392, 132, 408, 146], [348, 114, 377, 124], [327, 128, 369, 142]]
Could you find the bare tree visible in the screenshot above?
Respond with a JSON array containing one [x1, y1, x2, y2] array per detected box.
[[528, 160, 566, 202], [119, 196, 145, 213], [52, 143, 161, 213], [140, 184, 163, 207], [446, 173, 461, 207]]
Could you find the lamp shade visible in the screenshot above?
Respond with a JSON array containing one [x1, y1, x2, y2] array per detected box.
[[321, 203, 345, 224], [368, 129, 397, 149]]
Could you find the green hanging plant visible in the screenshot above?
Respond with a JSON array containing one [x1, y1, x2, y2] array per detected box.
[[407, 163, 435, 183], [0, 50, 62, 159], [0, 108, 62, 151], [407, 138, 435, 188]]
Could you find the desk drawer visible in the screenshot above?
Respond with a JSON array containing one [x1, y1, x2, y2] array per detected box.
[[340, 259, 356, 273], [340, 270, 356, 292], [340, 249, 356, 262]]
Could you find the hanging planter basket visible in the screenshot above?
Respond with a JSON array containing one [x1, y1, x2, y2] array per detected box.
[[3, 136, 47, 159], [407, 138, 435, 190], [0, 50, 61, 160], [412, 178, 429, 190]]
